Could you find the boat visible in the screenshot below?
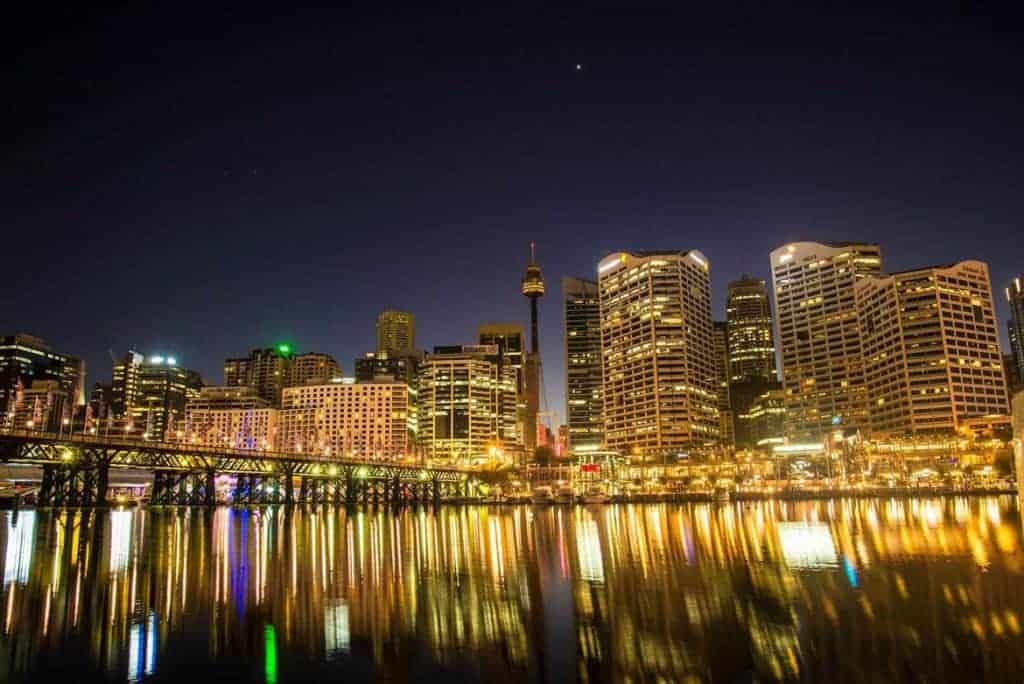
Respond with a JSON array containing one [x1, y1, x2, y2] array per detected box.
[[530, 485, 555, 505], [554, 483, 575, 504], [580, 485, 611, 504]]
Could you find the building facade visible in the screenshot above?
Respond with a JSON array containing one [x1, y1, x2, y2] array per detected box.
[[769, 241, 882, 439], [418, 346, 518, 463], [736, 389, 786, 448], [856, 260, 1008, 436], [1, 334, 85, 428], [223, 346, 293, 405], [598, 250, 718, 460], [286, 352, 341, 387], [725, 275, 777, 382], [183, 386, 279, 450], [713, 321, 734, 447], [477, 324, 527, 450], [112, 352, 203, 439], [279, 379, 410, 460], [376, 310, 416, 357], [562, 277, 604, 452], [1007, 275, 1024, 391]]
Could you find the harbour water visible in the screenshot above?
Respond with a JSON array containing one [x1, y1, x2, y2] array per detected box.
[[1, 497, 1023, 682]]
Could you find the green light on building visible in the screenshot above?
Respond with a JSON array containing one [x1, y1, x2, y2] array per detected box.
[[276, 343, 293, 357]]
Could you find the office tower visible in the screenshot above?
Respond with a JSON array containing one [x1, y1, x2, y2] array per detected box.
[[1007, 275, 1024, 389], [0, 333, 85, 427], [598, 250, 718, 459], [479, 323, 527, 449], [183, 386, 278, 450], [769, 241, 882, 439], [354, 352, 419, 383], [521, 243, 545, 454], [280, 378, 410, 460], [418, 346, 518, 463], [736, 389, 787, 447], [713, 321, 734, 447], [562, 277, 604, 452], [1004, 354, 1022, 397], [223, 345, 293, 404], [856, 260, 1008, 435], [725, 275, 777, 381], [287, 352, 341, 387], [88, 382, 113, 428], [376, 310, 416, 357], [112, 352, 202, 439]]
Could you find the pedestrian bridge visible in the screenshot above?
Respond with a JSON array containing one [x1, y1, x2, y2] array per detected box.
[[0, 429, 479, 507]]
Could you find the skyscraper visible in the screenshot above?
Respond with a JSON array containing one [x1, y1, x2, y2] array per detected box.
[[478, 323, 526, 449], [418, 346, 518, 463], [520, 243, 545, 454], [857, 260, 1008, 435], [0, 333, 85, 427], [770, 241, 882, 439], [598, 250, 718, 459], [112, 352, 202, 439], [1007, 275, 1024, 390], [376, 310, 416, 357], [223, 345, 293, 405], [562, 277, 603, 452], [713, 321, 733, 447], [286, 352, 341, 387], [725, 275, 777, 382]]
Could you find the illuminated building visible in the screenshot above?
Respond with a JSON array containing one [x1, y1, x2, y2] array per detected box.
[[376, 310, 416, 357], [737, 389, 786, 447], [418, 346, 518, 463], [112, 351, 202, 439], [769, 241, 882, 439], [1007, 275, 1024, 389], [713, 321, 734, 447], [521, 243, 545, 455], [279, 378, 410, 459], [561, 277, 604, 451], [223, 345, 294, 405], [183, 386, 278, 449], [0, 333, 85, 427], [9, 380, 65, 432], [598, 250, 718, 459], [857, 260, 1008, 435], [1004, 354, 1021, 397], [286, 352, 341, 387], [478, 323, 526, 449], [726, 275, 777, 381]]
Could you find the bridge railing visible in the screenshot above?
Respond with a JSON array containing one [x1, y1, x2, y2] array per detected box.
[[0, 428, 472, 473]]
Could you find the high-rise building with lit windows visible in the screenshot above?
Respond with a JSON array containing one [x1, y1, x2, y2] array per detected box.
[[286, 352, 341, 387], [598, 250, 718, 459], [562, 277, 603, 451], [376, 310, 416, 357], [478, 323, 527, 449], [279, 379, 410, 460], [418, 346, 518, 463], [0, 333, 85, 428], [1007, 275, 1024, 390], [713, 321, 734, 447], [856, 260, 1008, 435], [769, 241, 882, 439], [725, 275, 777, 381], [224, 345, 293, 405], [113, 351, 202, 439]]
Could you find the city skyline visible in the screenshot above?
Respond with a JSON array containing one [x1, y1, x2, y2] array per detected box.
[[5, 6, 1023, 433]]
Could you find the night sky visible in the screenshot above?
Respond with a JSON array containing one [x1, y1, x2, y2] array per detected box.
[[4, 5, 1022, 423]]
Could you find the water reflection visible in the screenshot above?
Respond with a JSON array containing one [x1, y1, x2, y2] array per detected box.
[[0, 497, 1022, 682]]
